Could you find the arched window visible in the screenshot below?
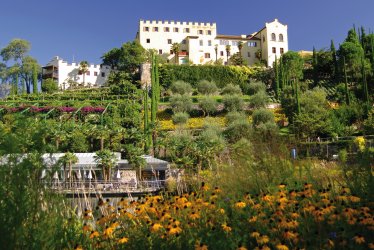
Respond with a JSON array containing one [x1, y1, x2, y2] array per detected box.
[[279, 34, 284, 42], [271, 33, 276, 41]]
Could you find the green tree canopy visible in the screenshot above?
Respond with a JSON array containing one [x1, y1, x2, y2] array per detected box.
[[281, 51, 304, 81]]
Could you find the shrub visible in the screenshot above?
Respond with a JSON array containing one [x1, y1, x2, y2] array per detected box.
[[224, 119, 252, 143], [249, 90, 269, 109], [248, 81, 266, 95], [170, 94, 193, 113], [252, 108, 274, 127], [225, 111, 247, 125], [222, 94, 244, 112], [221, 84, 242, 95], [170, 80, 192, 95], [41, 78, 58, 93], [199, 97, 217, 116], [197, 80, 218, 95], [172, 112, 189, 125]]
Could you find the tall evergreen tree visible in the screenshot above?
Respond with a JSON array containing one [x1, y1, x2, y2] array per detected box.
[[32, 64, 38, 94], [330, 40, 339, 82], [274, 55, 280, 98], [343, 57, 350, 105], [144, 85, 150, 153], [360, 26, 366, 49], [312, 47, 318, 86], [361, 56, 369, 105], [294, 79, 300, 114]]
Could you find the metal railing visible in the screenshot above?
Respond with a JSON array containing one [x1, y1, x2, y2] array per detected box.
[[46, 180, 166, 193]]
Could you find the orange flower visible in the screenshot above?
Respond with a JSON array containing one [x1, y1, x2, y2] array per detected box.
[[276, 244, 289, 250], [248, 216, 257, 223], [235, 201, 246, 209], [189, 211, 200, 220], [222, 223, 232, 232], [257, 235, 269, 245], [250, 231, 260, 238], [195, 243, 209, 250], [118, 237, 129, 244], [353, 235, 365, 244], [151, 223, 163, 232], [89, 231, 99, 239]]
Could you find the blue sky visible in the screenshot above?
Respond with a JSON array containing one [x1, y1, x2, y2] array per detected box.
[[1, 0, 373, 65]]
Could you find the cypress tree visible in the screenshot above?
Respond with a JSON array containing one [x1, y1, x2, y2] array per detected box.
[[360, 26, 366, 50], [371, 36, 374, 75], [274, 55, 280, 98], [312, 47, 318, 86], [151, 53, 157, 126], [32, 64, 38, 94], [144, 84, 150, 153], [343, 57, 350, 105], [279, 56, 284, 90], [361, 56, 369, 105], [330, 40, 339, 82], [294, 79, 300, 114]]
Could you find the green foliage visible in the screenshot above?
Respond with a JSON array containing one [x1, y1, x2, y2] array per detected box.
[[225, 111, 246, 125], [280, 51, 304, 82], [221, 83, 242, 95], [248, 90, 269, 109], [224, 118, 252, 143], [252, 108, 275, 127], [170, 94, 193, 113], [252, 108, 278, 140], [363, 108, 374, 134], [222, 94, 244, 112], [107, 71, 139, 96], [197, 80, 218, 95], [102, 41, 146, 79], [248, 81, 266, 95], [170, 80, 192, 95], [198, 96, 217, 116], [0, 39, 30, 62], [338, 41, 365, 80], [159, 64, 253, 90], [172, 112, 189, 125], [229, 52, 246, 66], [41, 78, 58, 93]]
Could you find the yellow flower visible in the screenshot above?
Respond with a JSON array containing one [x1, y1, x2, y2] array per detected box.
[[248, 216, 257, 223], [222, 223, 232, 232], [169, 226, 182, 235], [219, 208, 225, 214], [235, 201, 246, 209], [276, 244, 289, 250], [83, 224, 91, 232], [255, 246, 271, 250], [104, 226, 114, 238], [189, 211, 200, 220], [250, 231, 260, 238], [151, 223, 163, 232], [89, 231, 99, 239], [195, 243, 209, 250], [237, 246, 247, 250], [368, 243, 374, 249], [349, 196, 360, 202], [353, 235, 365, 244], [118, 237, 129, 244], [257, 235, 269, 245], [74, 245, 83, 250]]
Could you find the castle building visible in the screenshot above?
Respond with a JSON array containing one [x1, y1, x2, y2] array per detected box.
[[42, 56, 111, 89], [136, 19, 288, 67]]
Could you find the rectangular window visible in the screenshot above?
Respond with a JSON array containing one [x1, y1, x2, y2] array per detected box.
[[94, 72, 98, 76], [101, 72, 105, 77], [86, 71, 90, 76], [198, 30, 203, 35], [199, 40, 203, 46], [272, 47, 276, 54], [164, 27, 170, 32], [182, 39, 186, 44], [208, 40, 212, 46], [280, 48, 284, 54], [146, 38, 150, 43], [174, 27, 179, 32], [184, 28, 190, 33], [247, 52, 251, 57], [167, 39, 172, 44], [220, 51, 224, 56], [205, 53, 211, 59], [232, 41, 238, 46], [153, 27, 159, 32], [159, 49, 163, 55], [207, 30, 212, 35], [144, 27, 149, 32], [220, 40, 229, 45], [248, 42, 257, 47]]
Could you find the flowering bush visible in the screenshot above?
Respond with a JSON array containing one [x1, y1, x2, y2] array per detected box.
[[73, 183, 373, 249]]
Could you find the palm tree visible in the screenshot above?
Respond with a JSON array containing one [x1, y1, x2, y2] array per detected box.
[[92, 125, 111, 150], [94, 150, 117, 181], [171, 43, 180, 64], [79, 61, 89, 85], [225, 45, 231, 65], [214, 44, 218, 63], [59, 152, 78, 187], [238, 41, 243, 54]]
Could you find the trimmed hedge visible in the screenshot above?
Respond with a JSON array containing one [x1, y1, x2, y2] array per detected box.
[[159, 65, 256, 90]]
